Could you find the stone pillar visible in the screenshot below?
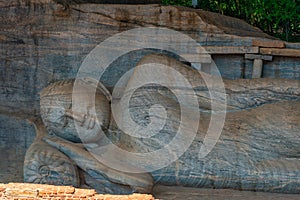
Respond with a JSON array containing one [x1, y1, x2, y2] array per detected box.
[[252, 59, 263, 78], [244, 54, 273, 79]]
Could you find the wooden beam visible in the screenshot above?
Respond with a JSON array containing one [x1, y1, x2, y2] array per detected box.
[[245, 54, 273, 61], [204, 46, 259, 54], [260, 48, 300, 57], [252, 39, 285, 48], [179, 54, 211, 63]]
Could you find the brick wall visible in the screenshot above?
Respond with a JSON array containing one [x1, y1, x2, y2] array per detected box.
[[0, 183, 156, 200]]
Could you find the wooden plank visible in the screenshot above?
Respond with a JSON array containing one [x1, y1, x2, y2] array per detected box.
[[204, 46, 259, 54], [245, 54, 273, 61], [260, 48, 300, 57], [179, 54, 211, 63], [252, 59, 263, 78], [285, 42, 300, 50], [252, 39, 285, 48]]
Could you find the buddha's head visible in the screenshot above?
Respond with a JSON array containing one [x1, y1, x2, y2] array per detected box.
[[40, 78, 111, 143]]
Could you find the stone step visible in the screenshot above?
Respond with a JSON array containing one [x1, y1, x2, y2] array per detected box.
[[153, 185, 300, 200]]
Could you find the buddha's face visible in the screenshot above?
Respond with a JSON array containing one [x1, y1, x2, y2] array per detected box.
[[40, 79, 111, 143]]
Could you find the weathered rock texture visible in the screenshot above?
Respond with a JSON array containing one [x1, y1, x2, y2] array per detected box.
[[0, 0, 300, 196], [0, 115, 35, 183], [1, 0, 299, 118]]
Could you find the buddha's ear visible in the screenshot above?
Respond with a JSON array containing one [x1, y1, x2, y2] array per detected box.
[[96, 81, 112, 102], [80, 77, 112, 102]]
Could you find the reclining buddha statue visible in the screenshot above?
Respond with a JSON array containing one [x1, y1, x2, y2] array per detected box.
[[24, 54, 300, 194]]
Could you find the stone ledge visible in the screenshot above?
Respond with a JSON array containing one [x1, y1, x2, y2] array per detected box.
[[0, 183, 156, 200]]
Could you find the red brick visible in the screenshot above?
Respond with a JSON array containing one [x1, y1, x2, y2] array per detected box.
[[0, 183, 156, 200], [5, 188, 38, 198], [74, 188, 96, 196], [57, 186, 75, 194]]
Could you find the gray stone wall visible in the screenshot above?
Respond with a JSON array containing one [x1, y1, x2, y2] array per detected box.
[[245, 57, 300, 79], [211, 55, 245, 79], [0, 115, 35, 183]]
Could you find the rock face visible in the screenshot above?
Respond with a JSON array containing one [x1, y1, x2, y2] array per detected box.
[[0, 115, 35, 183], [0, 0, 299, 196], [0, 0, 292, 118]]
